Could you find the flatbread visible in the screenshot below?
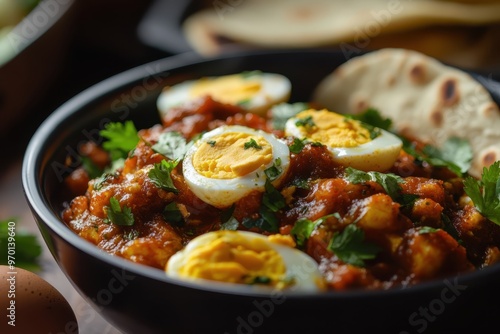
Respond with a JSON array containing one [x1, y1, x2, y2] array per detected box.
[[183, 0, 500, 56], [312, 48, 500, 178]]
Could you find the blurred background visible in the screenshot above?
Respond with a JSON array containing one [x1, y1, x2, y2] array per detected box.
[[1, 0, 500, 333]]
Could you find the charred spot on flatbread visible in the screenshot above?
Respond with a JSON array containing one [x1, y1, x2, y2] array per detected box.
[[440, 78, 460, 107], [409, 63, 427, 85], [483, 151, 497, 166]]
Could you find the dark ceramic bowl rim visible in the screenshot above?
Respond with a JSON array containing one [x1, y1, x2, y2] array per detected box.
[[0, 0, 75, 67], [22, 48, 500, 301]]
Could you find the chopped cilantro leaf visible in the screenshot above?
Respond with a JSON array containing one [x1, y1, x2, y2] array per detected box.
[[344, 167, 403, 201], [243, 180, 285, 233], [327, 224, 379, 267], [463, 161, 500, 225], [291, 178, 310, 190], [221, 205, 239, 230], [403, 137, 472, 177], [124, 230, 139, 241], [289, 138, 305, 154], [80, 156, 103, 179], [242, 212, 279, 233], [93, 173, 115, 191], [0, 219, 42, 271], [295, 115, 315, 128], [262, 179, 286, 212], [237, 99, 251, 108], [348, 108, 392, 131], [221, 217, 239, 231], [100, 121, 139, 161], [105, 197, 135, 226], [148, 160, 179, 194], [244, 138, 262, 150], [418, 226, 440, 234], [163, 202, 183, 225], [249, 276, 272, 285], [270, 102, 309, 130], [207, 140, 216, 147], [291, 213, 339, 248], [152, 131, 190, 161], [240, 70, 261, 79], [264, 158, 283, 181]]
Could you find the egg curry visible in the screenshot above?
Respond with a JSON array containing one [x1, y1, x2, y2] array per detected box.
[[61, 71, 500, 292]]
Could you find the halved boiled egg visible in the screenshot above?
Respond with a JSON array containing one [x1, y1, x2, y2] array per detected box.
[[182, 125, 290, 208], [166, 230, 324, 292], [157, 72, 291, 116], [285, 109, 402, 172]]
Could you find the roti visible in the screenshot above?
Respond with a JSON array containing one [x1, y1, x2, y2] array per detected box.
[[182, 0, 500, 56], [312, 48, 500, 178]]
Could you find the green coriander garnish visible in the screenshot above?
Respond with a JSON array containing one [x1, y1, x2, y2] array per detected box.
[[295, 115, 315, 128], [152, 131, 190, 161], [463, 161, 500, 225], [328, 224, 379, 267], [105, 197, 135, 226], [244, 138, 262, 150], [264, 158, 282, 181], [100, 121, 139, 161], [344, 167, 403, 201], [148, 160, 179, 194], [163, 202, 184, 225], [291, 213, 340, 248], [289, 138, 305, 154]]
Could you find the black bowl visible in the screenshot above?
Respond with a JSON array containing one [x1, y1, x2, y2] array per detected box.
[[22, 49, 500, 334]]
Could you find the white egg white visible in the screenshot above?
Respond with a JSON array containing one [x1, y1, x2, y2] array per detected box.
[[182, 125, 290, 208], [157, 72, 291, 117], [166, 231, 324, 292], [285, 114, 402, 172]]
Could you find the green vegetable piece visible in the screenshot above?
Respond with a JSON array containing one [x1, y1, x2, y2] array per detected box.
[[244, 138, 262, 150], [220, 205, 239, 231], [291, 213, 340, 247], [403, 137, 472, 177], [163, 202, 183, 225], [148, 160, 179, 194], [105, 197, 135, 226], [328, 224, 379, 267], [289, 138, 305, 154], [464, 161, 500, 225], [80, 156, 103, 179], [348, 108, 392, 131], [152, 131, 190, 161], [0, 219, 42, 271], [100, 121, 139, 161], [344, 167, 403, 201], [264, 158, 282, 181], [270, 102, 309, 130], [295, 115, 315, 128]]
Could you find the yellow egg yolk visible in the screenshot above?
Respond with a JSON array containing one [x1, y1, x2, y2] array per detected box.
[[189, 74, 261, 106], [193, 132, 273, 179], [293, 109, 371, 148], [177, 231, 287, 286]]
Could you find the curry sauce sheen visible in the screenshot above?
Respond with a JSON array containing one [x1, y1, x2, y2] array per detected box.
[[61, 95, 500, 291]]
